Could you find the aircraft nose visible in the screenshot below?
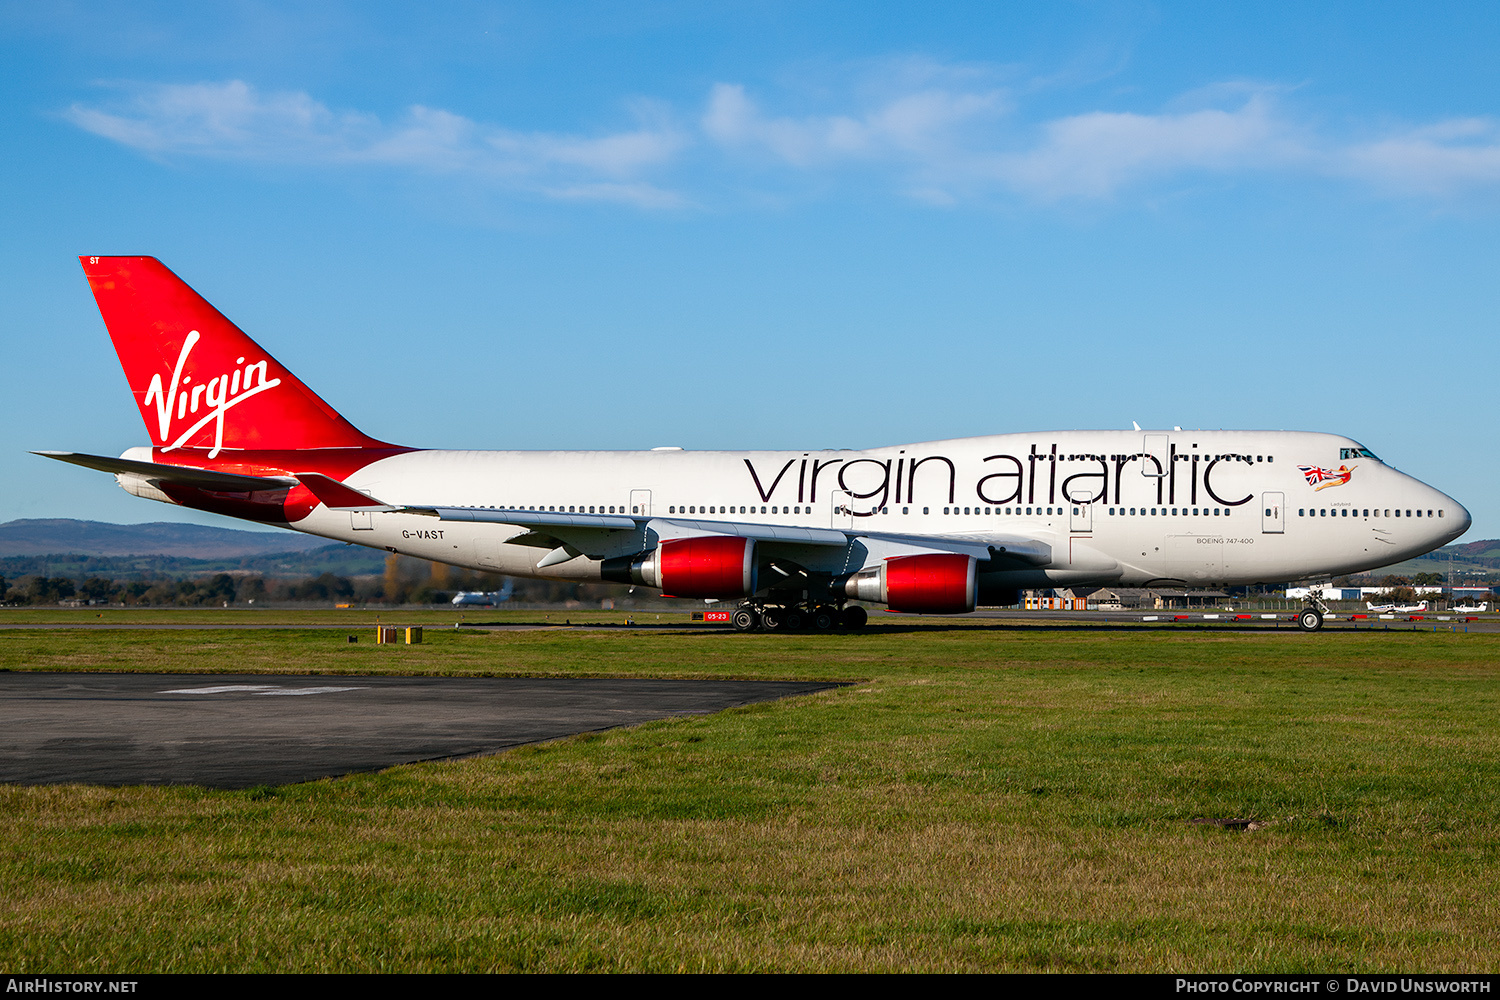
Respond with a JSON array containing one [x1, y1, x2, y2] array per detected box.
[[1430, 487, 1471, 545], [1447, 497, 1472, 541]]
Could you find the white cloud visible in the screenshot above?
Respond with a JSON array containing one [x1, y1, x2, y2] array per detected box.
[[66, 80, 689, 207], [1340, 119, 1500, 197], [991, 95, 1301, 199], [64, 75, 1500, 209], [702, 82, 1003, 167]]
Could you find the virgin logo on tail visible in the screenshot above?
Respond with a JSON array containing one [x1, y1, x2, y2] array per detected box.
[[142, 331, 283, 458]]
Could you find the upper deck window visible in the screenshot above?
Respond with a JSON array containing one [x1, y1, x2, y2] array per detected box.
[[1340, 447, 1381, 461]]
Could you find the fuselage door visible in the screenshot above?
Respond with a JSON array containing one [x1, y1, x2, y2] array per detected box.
[[1262, 492, 1284, 534], [630, 489, 652, 517], [1142, 434, 1170, 478], [1070, 496, 1094, 533], [830, 490, 854, 529]]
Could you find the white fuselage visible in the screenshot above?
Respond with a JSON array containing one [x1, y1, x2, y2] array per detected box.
[[229, 429, 1468, 592]]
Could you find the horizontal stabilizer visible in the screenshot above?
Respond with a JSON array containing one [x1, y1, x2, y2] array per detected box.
[[34, 451, 296, 492]]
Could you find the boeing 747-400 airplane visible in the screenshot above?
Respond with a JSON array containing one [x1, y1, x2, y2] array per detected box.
[[39, 257, 1472, 632]]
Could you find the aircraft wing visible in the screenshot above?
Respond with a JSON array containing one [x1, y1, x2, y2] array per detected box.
[[34, 451, 297, 492], [414, 505, 847, 545], [852, 530, 1052, 566], [409, 504, 1050, 565]]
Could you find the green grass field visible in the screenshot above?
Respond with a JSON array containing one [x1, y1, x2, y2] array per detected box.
[[1, 610, 1497, 971]]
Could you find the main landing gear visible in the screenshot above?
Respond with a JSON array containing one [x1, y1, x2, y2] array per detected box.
[[731, 602, 867, 633]]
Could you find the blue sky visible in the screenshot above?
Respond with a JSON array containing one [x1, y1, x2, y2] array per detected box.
[[2, 2, 1497, 539]]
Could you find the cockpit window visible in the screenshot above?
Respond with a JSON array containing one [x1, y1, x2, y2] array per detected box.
[[1340, 447, 1380, 461]]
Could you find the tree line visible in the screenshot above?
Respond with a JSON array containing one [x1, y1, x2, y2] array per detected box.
[[0, 554, 636, 607]]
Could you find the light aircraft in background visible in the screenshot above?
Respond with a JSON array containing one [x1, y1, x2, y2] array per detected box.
[[39, 257, 1472, 633], [451, 584, 514, 607], [1452, 602, 1488, 613], [1366, 600, 1429, 614]]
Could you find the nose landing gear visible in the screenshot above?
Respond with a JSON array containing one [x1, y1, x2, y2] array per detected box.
[[1297, 607, 1324, 632], [1297, 588, 1329, 631]]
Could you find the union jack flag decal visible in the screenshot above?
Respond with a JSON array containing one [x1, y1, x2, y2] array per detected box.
[[1298, 464, 1355, 491]]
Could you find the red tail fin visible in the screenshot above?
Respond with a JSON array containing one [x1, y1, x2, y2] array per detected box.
[[79, 256, 386, 456]]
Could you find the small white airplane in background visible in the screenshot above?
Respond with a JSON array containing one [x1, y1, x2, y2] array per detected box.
[[451, 585, 513, 607], [38, 256, 1473, 633], [1368, 600, 1430, 613], [1452, 602, 1488, 613]]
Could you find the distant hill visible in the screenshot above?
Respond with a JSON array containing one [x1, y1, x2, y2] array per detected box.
[[0, 546, 388, 581], [0, 519, 333, 559], [1347, 538, 1500, 582], [1450, 538, 1500, 561]]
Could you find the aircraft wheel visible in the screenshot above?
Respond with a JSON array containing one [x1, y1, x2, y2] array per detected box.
[[1297, 608, 1324, 632], [732, 608, 759, 632], [841, 606, 868, 629], [761, 607, 786, 631], [811, 607, 836, 631], [783, 608, 805, 631]]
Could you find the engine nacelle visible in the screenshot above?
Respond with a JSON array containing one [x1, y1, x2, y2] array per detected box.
[[603, 535, 757, 599], [840, 553, 977, 614]]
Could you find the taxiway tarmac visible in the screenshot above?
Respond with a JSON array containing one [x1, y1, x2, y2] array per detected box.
[[0, 673, 836, 788]]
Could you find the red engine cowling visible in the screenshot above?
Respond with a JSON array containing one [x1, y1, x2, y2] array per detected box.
[[646, 536, 757, 599], [843, 553, 976, 613], [885, 553, 976, 613]]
